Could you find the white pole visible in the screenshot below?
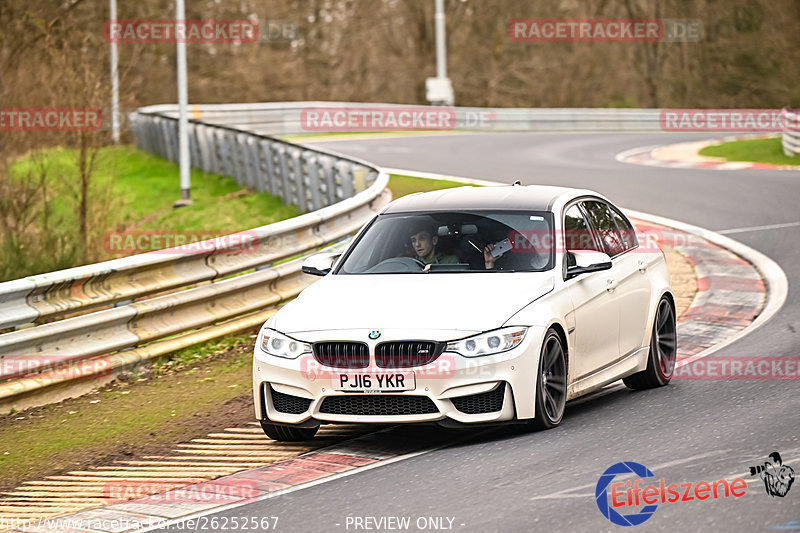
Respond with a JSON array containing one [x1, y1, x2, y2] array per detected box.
[[434, 0, 447, 79], [175, 0, 191, 204], [426, 0, 453, 106], [109, 0, 120, 143]]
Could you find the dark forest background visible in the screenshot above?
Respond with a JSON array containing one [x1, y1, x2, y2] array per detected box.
[[2, 0, 798, 119]]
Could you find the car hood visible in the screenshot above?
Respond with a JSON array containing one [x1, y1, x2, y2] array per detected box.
[[273, 272, 555, 334]]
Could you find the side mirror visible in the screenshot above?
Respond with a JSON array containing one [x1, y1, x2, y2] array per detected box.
[[566, 251, 612, 280], [301, 252, 340, 276]]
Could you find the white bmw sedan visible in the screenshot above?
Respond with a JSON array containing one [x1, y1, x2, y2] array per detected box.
[[253, 185, 677, 441]]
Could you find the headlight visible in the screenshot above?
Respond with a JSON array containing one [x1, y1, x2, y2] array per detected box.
[[445, 327, 527, 357], [259, 329, 311, 359]]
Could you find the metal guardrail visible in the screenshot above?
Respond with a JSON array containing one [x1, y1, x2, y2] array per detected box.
[[0, 107, 391, 410], [130, 109, 381, 211], [782, 108, 800, 157], [157, 103, 800, 156], [146, 102, 667, 135], [0, 112, 386, 330]]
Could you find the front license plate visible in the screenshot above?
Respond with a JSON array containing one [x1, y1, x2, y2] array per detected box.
[[333, 372, 415, 392]]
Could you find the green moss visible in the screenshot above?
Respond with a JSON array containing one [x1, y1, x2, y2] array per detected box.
[[699, 137, 800, 166], [387, 174, 476, 199]]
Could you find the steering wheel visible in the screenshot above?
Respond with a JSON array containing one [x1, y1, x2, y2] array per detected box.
[[365, 257, 426, 273]]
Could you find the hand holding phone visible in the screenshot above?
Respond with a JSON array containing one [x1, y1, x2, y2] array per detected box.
[[490, 238, 512, 258]]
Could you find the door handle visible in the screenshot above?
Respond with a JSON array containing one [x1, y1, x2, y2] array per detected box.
[[638, 259, 648, 273], [606, 278, 618, 292]]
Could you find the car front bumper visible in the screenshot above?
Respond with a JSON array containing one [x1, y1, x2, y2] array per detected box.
[[252, 327, 546, 426]]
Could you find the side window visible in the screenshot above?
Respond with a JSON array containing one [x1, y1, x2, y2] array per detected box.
[[609, 206, 638, 252], [564, 204, 601, 254], [582, 201, 626, 257]]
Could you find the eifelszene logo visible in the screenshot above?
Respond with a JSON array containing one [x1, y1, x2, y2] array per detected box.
[[749, 452, 795, 498], [595, 461, 748, 526]]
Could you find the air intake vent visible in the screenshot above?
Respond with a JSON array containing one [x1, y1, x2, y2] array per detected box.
[[375, 341, 443, 368], [451, 384, 505, 414], [313, 341, 370, 368], [319, 395, 438, 416], [270, 386, 313, 414]]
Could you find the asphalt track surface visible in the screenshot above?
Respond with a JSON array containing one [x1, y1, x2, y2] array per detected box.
[[157, 133, 799, 532]]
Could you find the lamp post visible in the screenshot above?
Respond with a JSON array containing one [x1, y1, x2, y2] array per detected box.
[[425, 0, 454, 106], [174, 0, 192, 207], [109, 0, 120, 143]]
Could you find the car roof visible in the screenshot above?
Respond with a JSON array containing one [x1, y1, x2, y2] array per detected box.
[[382, 184, 597, 214]]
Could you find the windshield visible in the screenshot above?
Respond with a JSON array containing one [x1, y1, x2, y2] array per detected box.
[[336, 211, 555, 274]]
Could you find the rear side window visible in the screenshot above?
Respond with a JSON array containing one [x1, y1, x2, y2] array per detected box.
[[581, 201, 627, 257], [609, 206, 638, 252]]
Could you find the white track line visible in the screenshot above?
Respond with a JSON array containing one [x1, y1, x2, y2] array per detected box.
[[717, 221, 800, 235], [530, 449, 731, 501]]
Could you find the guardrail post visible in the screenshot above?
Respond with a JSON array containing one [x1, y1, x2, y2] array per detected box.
[[317, 154, 336, 207], [165, 119, 180, 162], [210, 129, 224, 175], [285, 146, 305, 211], [259, 140, 280, 196], [195, 123, 212, 173], [245, 138, 265, 192], [231, 132, 247, 185], [334, 160, 356, 201], [218, 130, 233, 177], [188, 123, 202, 169], [301, 151, 323, 210], [273, 144, 292, 206]]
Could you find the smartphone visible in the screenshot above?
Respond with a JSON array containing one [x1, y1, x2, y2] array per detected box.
[[491, 238, 512, 258]]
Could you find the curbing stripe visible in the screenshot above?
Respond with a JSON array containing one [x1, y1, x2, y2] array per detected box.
[[0, 425, 371, 530], [615, 137, 800, 171], [623, 208, 787, 364]]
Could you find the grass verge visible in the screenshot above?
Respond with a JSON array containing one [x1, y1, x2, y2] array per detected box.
[[698, 136, 800, 166], [3, 145, 300, 281], [11, 145, 300, 234], [0, 333, 257, 491], [388, 173, 473, 198]]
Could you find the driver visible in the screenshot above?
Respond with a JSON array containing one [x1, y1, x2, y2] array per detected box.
[[409, 223, 458, 266]]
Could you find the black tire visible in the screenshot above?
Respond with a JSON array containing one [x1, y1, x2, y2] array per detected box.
[[529, 329, 567, 430], [260, 421, 319, 441], [623, 296, 677, 390]]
